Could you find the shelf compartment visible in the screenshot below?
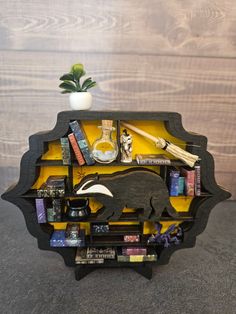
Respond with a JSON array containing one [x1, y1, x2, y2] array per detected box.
[[86, 235, 169, 247], [90, 223, 142, 236]]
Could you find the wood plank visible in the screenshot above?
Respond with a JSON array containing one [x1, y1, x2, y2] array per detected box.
[[0, 50, 235, 198], [1, 0, 236, 57]]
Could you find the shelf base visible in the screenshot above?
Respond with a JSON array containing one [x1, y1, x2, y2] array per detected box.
[[74, 262, 153, 281]]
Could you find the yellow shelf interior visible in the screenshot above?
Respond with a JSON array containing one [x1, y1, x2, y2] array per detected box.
[[34, 119, 190, 235]]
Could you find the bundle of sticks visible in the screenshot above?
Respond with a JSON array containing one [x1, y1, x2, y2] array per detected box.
[[121, 121, 199, 168]]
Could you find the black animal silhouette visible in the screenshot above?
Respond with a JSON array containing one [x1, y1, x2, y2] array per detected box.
[[74, 168, 179, 220]]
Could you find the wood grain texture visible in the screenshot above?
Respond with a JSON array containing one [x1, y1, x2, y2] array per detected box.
[[0, 50, 235, 198], [1, 0, 236, 57], [0, 1, 235, 198]]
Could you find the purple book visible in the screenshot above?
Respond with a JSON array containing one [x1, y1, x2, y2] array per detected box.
[[35, 198, 47, 223], [122, 247, 147, 256]]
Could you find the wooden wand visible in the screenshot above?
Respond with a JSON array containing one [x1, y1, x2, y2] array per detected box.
[[121, 121, 199, 168]]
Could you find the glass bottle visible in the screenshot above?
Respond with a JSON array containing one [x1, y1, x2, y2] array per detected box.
[[92, 120, 118, 163]]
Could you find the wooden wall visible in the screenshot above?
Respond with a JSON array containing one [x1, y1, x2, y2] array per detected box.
[[0, 0, 235, 198]]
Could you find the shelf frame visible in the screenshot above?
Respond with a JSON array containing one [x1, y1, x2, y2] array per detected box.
[[1, 110, 231, 281]]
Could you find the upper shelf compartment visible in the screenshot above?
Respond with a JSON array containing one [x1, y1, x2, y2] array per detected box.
[[38, 118, 191, 167]]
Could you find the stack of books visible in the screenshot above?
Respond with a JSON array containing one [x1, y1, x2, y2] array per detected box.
[[50, 227, 85, 247], [60, 120, 95, 166], [117, 247, 157, 262], [75, 247, 116, 264], [136, 154, 171, 165], [37, 175, 67, 198]]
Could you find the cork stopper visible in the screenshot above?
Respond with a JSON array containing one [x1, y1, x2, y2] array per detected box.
[[101, 120, 113, 129]]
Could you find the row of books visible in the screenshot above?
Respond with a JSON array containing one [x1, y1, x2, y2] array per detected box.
[[60, 120, 95, 166], [75, 247, 157, 264], [36, 198, 63, 223], [168, 165, 201, 196], [75, 247, 116, 264], [37, 175, 67, 198]]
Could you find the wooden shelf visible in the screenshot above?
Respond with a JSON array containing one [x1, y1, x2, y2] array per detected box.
[[22, 189, 212, 200], [36, 159, 186, 167], [47, 211, 194, 223], [2, 111, 231, 281], [86, 235, 157, 247], [91, 224, 142, 236]]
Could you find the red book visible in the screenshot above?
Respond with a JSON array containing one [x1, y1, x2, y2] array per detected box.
[[181, 168, 195, 196], [68, 133, 85, 166]]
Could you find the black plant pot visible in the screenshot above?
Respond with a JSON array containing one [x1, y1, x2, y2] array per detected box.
[[66, 198, 91, 221]]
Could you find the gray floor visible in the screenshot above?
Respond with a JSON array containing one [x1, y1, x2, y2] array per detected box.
[[0, 199, 235, 314]]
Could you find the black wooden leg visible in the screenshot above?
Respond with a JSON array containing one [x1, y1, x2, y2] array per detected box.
[[133, 264, 152, 280], [75, 266, 95, 281]]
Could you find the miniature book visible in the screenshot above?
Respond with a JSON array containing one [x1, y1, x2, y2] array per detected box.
[[181, 167, 195, 196], [75, 248, 104, 264], [86, 247, 116, 259], [35, 198, 47, 223], [122, 247, 147, 256], [69, 120, 95, 165], [168, 169, 180, 196], [195, 165, 201, 196], [178, 177, 185, 195], [65, 228, 85, 247], [136, 154, 171, 165], [91, 223, 109, 233], [60, 137, 71, 165], [117, 253, 157, 262], [123, 235, 140, 242], [68, 133, 85, 166], [50, 230, 66, 247], [52, 198, 62, 221], [47, 207, 58, 222]]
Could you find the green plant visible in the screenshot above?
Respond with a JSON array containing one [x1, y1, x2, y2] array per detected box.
[[59, 63, 96, 94]]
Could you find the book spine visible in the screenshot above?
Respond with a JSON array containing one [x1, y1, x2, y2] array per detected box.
[[52, 198, 62, 221], [35, 198, 47, 223], [76, 259, 104, 264], [60, 137, 71, 165], [122, 247, 147, 255], [169, 170, 180, 196], [195, 165, 201, 196], [69, 120, 95, 165], [124, 235, 140, 242], [178, 177, 185, 195], [181, 168, 195, 196], [137, 159, 171, 165], [37, 183, 46, 198], [68, 133, 85, 166], [87, 254, 115, 259]]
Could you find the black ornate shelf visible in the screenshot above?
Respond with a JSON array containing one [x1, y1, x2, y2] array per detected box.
[[1, 111, 231, 281]]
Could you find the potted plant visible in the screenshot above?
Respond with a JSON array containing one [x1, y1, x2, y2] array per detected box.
[[59, 63, 96, 110]]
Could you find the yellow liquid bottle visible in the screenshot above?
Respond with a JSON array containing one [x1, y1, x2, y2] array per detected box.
[[92, 120, 118, 163]]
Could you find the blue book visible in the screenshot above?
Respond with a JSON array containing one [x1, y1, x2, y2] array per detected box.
[[50, 230, 66, 247], [169, 170, 180, 196], [69, 120, 95, 165]]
